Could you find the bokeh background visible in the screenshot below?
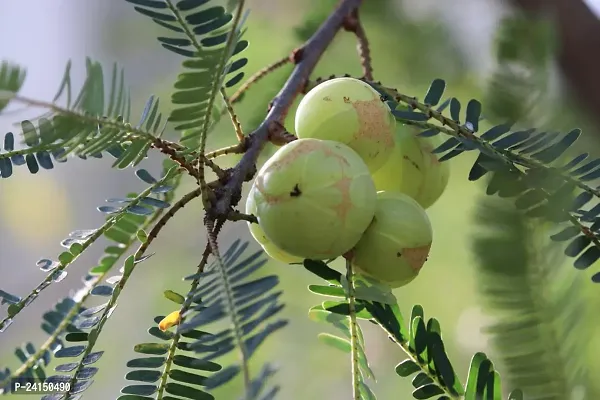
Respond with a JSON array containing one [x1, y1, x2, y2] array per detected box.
[[2, 0, 600, 399]]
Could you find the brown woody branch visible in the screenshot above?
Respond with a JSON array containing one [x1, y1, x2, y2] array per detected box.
[[210, 0, 364, 218]]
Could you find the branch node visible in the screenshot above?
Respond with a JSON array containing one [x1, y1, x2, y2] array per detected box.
[[268, 121, 297, 146], [290, 47, 304, 64]]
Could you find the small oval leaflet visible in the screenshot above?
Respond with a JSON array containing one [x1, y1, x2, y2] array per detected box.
[[134, 342, 170, 355], [52, 270, 68, 283], [54, 345, 87, 358], [97, 205, 122, 214], [135, 168, 157, 184], [449, 97, 461, 121], [549, 226, 580, 242], [423, 78, 445, 106], [120, 384, 158, 396], [574, 246, 600, 270], [127, 205, 154, 216], [465, 99, 482, 131], [105, 275, 122, 285], [140, 197, 170, 208], [564, 235, 591, 257], [203, 365, 241, 391], [91, 285, 114, 297], [37, 259, 58, 272]]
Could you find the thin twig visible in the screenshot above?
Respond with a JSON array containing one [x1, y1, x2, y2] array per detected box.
[[227, 210, 257, 223], [205, 143, 246, 159], [267, 122, 297, 146], [221, 87, 245, 142], [230, 56, 292, 104], [343, 9, 374, 80], [345, 258, 361, 400]]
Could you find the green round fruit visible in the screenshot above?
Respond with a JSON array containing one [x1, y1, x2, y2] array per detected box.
[[371, 127, 426, 201], [246, 190, 305, 263], [246, 186, 270, 246], [262, 242, 304, 264], [253, 138, 377, 260], [294, 77, 396, 173], [371, 127, 449, 209], [351, 191, 432, 288], [417, 134, 450, 209]]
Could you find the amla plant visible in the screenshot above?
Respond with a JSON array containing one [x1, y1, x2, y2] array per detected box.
[[351, 191, 433, 288], [251, 138, 377, 260], [294, 77, 396, 173]]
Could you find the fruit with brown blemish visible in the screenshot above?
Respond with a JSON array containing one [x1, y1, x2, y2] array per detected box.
[[294, 77, 396, 173], [252, 138, 377, 260], [351, 191, 432, 288], [245, 188, 303, 264], [371, 126, 450, 209]]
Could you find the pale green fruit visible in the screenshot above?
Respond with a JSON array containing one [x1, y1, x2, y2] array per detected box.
[[417, 134, 450, 209], [245, 186, 269, 246], [371, 127, 450, 209], [253, 138, 377, 260], [262, 242, 304, 264], [246, 188, 304, 263], [295, 77, 396, 173], [351, 191, 432, 288], [371, 127, 426, 201]]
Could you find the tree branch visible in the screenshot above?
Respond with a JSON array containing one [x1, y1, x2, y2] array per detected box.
[[208, 0, 362, 218], [212, 0, 364, 217]]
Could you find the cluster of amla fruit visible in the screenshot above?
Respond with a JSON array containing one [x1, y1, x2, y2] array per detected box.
[[245, 77, 449, 288]]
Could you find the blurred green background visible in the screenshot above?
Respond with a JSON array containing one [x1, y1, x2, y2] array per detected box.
[[1, 0, 600, 399]]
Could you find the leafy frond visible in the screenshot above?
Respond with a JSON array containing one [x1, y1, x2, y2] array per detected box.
[[125, 0, 251, 148], [0, 298, 86, 394], [371, 79, 600, 282], [0, 118, 126, 179], [0, 165, 179, 398], [303, 259, 522, 400], [472, 195, 596, 398], [0, 61, 26, 112], [0, 59, 172, 172], [120, 311, 222, 400], [178, 239, 286, 396], [308, 260, 377, 399], [0, 167, 179, 332]]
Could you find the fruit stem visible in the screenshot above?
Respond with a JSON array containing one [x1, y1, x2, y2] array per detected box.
[[345, 257, 361, 400]]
